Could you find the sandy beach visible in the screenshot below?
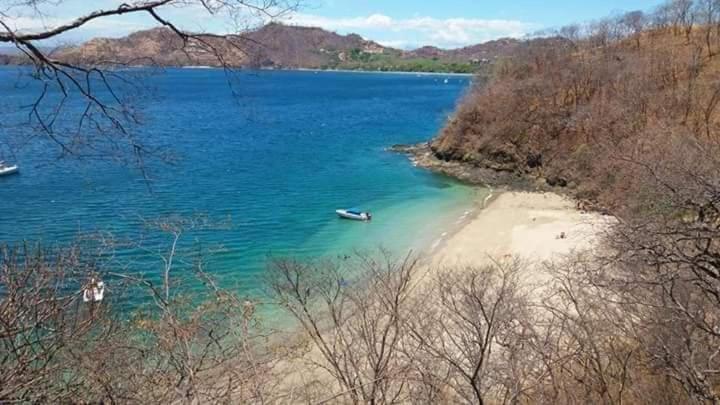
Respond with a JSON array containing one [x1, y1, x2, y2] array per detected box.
[[429, 191, 610, 272], [271, 190, 614, 400]]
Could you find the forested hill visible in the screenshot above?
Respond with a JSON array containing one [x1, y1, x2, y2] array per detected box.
[[431, 5, 720, 212], [421, 9, 720, 400], [0, 23, 529, 73]]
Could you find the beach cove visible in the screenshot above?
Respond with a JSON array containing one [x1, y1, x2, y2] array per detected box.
[[429, 191, 609, 267], [406, 189, 613, 297]]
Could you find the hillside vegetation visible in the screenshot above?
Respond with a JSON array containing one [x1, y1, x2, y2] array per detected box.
[[423, 1, 720, 401], [433, 3, 720, 211], [38, 23, 510, 73], [4, 1, 720, 404]]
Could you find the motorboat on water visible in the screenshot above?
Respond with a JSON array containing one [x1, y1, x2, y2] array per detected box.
[[0, 161, 18, 176], [336, 208, 372, 221], [83, 278, 105, 303]]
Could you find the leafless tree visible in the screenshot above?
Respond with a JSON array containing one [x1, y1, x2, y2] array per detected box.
[[558, 24, 581, 45], [1, 219, 276, 403], [0, 0, 300, 172], [408, 260, 530, 404], [268, 251, 420, 404], [695, 0, 720, 56], [599, 135, 720, 403], [664, 0, 696, 39], [0, 244, 116, 402], [620, 10, 646, 49]]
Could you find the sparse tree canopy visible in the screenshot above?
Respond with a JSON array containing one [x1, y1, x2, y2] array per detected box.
[[3, 0, 720, 403], [0, 0, 299, 170]]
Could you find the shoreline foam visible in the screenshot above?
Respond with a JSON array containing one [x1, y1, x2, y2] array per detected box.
[[426, 190, 610, 274], [424, 187, 495, 256]]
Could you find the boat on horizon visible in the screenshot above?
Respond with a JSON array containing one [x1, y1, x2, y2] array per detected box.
[[0, 161, 18, 176], [336, 208, 372, 221]]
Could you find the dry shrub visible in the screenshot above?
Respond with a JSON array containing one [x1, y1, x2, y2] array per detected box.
[[0, 244, 274, 404]]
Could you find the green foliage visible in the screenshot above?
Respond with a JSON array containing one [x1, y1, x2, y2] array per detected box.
[[336, 50, 479, 73]]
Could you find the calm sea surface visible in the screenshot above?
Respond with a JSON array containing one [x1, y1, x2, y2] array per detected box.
[[0, 67, 481, 300]]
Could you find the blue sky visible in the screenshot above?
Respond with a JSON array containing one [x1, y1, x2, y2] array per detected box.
[[4, 0, 663, 49], [313, 0, 660, 26]]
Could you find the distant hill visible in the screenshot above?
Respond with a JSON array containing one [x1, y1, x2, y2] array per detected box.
[[429, 27, 720, 205], [237, 23, 393, 68], [403, 38, 523, 63], [0, 23, 529, 73]]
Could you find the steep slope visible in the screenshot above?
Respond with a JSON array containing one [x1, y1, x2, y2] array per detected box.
[[447, 38, 522, 61], [429, 28, 720, 207], [242, 23, 393, 68], [403, 46, 447, 59], [403, 38, 522, 63]]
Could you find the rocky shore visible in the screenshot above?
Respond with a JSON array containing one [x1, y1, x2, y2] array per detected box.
[[389, 142, 609, 214], [389, 143, 540, 189]]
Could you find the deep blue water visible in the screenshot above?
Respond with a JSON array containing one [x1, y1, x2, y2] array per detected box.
[[0, 67, 478, 298]]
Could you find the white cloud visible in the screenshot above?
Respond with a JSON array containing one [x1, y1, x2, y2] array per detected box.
[[1, 2, 277, 43], [375, 39, 412, 49], [1, 5, 535, 49], [281, 13, 535, 49]]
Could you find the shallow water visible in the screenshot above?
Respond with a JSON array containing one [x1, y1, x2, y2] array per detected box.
[[0, 67, 480, 301]]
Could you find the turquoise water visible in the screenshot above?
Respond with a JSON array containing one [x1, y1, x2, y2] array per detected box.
[[0, 67, 477, 298]]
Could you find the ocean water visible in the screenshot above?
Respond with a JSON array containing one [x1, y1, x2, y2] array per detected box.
[[0, 67, 481, 298]]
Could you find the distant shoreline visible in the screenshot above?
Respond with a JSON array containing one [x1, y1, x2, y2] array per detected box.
[[182, 66, 476, 76], [288, 68, 475, 77], [176, 65, 477, 76], [0, 63, 477, 76]]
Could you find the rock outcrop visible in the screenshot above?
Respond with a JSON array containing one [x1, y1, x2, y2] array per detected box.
[[389, 143, 540, 189]]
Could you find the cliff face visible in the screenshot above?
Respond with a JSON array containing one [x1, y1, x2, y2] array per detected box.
[[430, 30, 720, 206]]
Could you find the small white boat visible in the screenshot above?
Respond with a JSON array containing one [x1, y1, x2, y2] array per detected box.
[[83, 278, 105, 303], [336, 209, 372, 221], [0, 162, 18, 176]]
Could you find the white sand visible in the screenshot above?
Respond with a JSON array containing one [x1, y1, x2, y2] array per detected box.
[[429, 191, 610, 271], [272, 191, 612, 399]]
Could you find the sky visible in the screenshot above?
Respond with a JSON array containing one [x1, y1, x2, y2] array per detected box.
[[2, 0, 664, 49]]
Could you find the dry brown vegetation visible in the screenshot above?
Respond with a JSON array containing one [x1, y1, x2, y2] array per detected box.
[[0, 242, 279, 403], [419, 0, 720, 402], [2, 231, 719, 404], [433, 0, 720, 208], [3, 0, 720, 403]]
